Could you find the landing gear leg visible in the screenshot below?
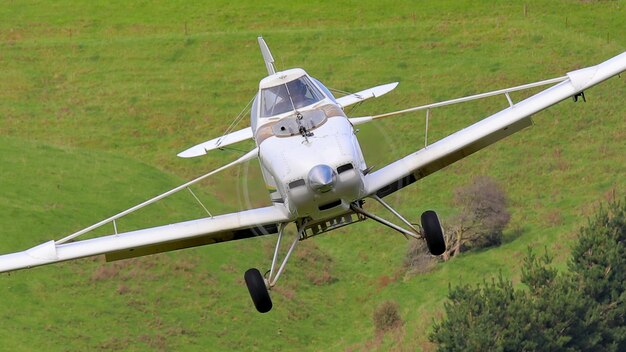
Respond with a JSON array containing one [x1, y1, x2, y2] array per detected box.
[[244, 222, 306, 313], [351, 199, 446, 256]]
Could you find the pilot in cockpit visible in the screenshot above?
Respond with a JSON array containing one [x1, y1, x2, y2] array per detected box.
[[289, 79, 317, 109]]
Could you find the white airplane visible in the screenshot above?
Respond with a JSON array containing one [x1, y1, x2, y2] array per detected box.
[[1, 38, 624, 313]]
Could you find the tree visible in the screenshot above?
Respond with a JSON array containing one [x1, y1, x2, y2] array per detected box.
[[430, 251, 603, 351], [443, 176, 510, 260], [430, 275, 524, 351], [430, 197, 626, 351], [568, 200, 626, 351]]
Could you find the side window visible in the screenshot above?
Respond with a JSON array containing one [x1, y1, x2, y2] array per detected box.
[[250, 94, 259, 131], [312, 78, 336, 103]]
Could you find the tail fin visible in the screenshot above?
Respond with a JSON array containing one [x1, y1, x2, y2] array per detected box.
[[258, 36, 276, 76]]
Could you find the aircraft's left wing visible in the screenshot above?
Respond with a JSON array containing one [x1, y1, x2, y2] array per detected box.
[[178, 127, 253, 158], [365, 52, 626, 199], [336, 82, 398, 109], [0, 204, 292, 273]]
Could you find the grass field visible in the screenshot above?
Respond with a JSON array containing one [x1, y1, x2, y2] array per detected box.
[[0, 1, 624, 351]]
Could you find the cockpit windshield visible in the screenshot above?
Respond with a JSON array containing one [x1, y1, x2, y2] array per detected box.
[[260, 75, 324, 117]]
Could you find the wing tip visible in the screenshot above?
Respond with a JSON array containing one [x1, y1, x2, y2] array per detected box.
[[177, 147, 207, 158], [374, 82, 399, 97]]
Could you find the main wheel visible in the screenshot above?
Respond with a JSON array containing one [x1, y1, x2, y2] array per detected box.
[[244, 268, 273, 313], [421, 210, 446, 256]]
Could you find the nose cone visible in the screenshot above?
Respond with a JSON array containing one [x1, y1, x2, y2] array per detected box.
[[308, 164, 337, 193]]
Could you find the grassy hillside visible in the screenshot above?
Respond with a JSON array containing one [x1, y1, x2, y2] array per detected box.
[[0, 1, 624, 351]]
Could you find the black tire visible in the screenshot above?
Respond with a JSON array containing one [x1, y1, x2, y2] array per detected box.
[[244, 268, 273, 313], [421, 210, 446, 256]]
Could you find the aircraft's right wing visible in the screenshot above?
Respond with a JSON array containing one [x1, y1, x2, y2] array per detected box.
[[0, 146, 292, 273], [0, 204, 292, 273], [364, 52, 626, 199]]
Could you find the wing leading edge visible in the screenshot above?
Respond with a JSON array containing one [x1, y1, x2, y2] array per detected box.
[[0, 204, 292, 273], [365, 51, 626, 198]]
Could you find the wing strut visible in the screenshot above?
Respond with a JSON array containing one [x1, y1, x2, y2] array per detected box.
[[348, 76, 568, 126], [56, 148, 259, 244]]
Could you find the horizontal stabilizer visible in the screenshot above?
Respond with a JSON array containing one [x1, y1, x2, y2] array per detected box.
[[178, 127, 253, 158], [336, 82, 398, 109]]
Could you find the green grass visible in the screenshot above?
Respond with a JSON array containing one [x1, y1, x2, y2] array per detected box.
[[0, 1, 625, 351]]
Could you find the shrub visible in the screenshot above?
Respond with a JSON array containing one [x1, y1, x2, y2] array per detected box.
[[444, 176, 510, 259], [373, 300, 403, 333]]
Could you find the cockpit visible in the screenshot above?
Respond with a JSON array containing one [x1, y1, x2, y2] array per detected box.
[[259, 74, 324, 117], [251, 68, 338, 133]]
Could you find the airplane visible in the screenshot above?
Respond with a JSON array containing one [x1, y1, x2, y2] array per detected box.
[[1, 37, 624, 313]]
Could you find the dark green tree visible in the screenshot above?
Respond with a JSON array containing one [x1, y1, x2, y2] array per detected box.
[[568, 200, 626, 351], [430, 198, 626, 351], [518, 251, 602, 351], [430, 276, 524, 351]]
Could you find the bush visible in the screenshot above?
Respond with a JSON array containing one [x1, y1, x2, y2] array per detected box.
[[373, 300, 403, 333], [444, 176, 510, 259]]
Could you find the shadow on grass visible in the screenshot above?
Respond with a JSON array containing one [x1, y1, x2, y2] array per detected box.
[[502, 225, 526, 245]]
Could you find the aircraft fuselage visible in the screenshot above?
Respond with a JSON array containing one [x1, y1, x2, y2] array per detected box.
[[252, 68, 367, 219]]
